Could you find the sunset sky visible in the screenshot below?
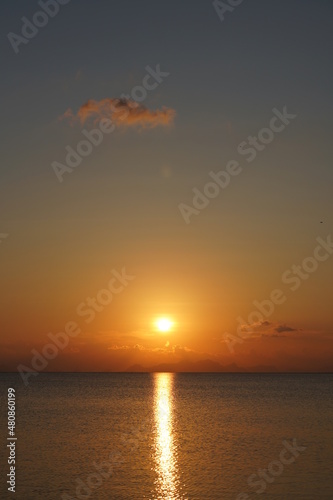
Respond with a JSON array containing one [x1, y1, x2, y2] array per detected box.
[[1, 0, 333, 373]]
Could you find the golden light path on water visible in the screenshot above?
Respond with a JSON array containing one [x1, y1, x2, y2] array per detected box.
[[153, 373, 185, 499]]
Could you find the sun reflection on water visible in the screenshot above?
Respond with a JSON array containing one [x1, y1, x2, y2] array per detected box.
[[153, 373, 184, 499]]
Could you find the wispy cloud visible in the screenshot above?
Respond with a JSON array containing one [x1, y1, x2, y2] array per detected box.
[[60, 98, 175, 129], [236, 320, 299, 338], [275, 324, 297, 334]]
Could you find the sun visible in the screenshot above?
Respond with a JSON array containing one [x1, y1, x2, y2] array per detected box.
[[155, 317, 173, 332]]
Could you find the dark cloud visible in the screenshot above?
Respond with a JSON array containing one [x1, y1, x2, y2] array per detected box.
[[275, 324, 297, 334]]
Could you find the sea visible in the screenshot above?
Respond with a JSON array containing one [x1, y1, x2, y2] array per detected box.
[[0, 373, 332, 499]]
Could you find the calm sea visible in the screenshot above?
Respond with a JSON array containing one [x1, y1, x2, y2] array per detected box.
[[0, 373, 332, 499]]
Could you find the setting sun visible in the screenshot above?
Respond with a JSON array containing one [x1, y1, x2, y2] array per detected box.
[[156, 317, 173, 332]]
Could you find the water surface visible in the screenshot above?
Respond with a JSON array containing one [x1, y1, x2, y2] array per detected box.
[[0, 373, 332, 499]]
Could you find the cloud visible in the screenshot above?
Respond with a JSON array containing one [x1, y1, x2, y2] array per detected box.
[[107, 344, 145, 351], [107, 342, 195, 356], [60, 98, 175, 129], [230, 320, 299, 341], [275, 324, 297, 334], [238, 320, 272, 336]]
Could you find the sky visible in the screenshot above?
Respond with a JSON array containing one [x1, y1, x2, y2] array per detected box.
[[1, 0, 333, 373]]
